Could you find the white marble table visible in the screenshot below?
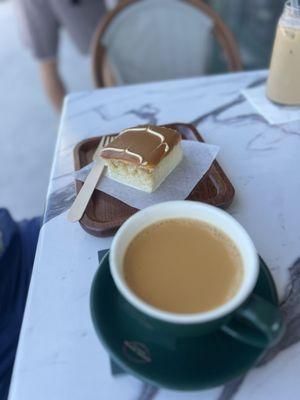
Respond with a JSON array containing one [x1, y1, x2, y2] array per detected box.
[[9, 70, 300, 400]]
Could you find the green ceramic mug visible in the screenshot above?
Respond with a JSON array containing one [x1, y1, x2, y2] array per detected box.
[[110, 201, 285, 348]]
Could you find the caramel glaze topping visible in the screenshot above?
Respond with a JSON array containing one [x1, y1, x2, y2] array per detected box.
[[100, 125, 181, 169]]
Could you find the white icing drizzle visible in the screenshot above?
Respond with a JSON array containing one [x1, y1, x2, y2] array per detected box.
[[101, 147, 124, 153], [124, 149, 143, 164], [146, 127, 169, 152], [102, 126, 171, 166], [101, 146, 145, 165], [121, 126, 169, 152], [121, 127, 146, 134]]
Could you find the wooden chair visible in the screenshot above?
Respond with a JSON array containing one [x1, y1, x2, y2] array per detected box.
[[92, 0, 242, 87]]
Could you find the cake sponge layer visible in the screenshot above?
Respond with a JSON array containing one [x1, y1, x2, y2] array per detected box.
[[106, 143, 183, 192]]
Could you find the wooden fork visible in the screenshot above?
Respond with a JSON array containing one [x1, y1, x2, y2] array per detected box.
[[67, 135, 113, 222]]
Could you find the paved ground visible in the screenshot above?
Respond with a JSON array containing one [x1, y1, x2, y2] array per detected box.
[[0, 1, 93, 220]]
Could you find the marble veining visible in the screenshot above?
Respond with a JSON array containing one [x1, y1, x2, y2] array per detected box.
[[107, 256, 300, 400], [8, 70, 300, 400], [217, 257, 300, 400], [138, 384, 159, 400], [44, 183, 75, 224]]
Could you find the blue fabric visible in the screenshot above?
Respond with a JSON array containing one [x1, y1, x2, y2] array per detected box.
[[0, 209, 41, 400]]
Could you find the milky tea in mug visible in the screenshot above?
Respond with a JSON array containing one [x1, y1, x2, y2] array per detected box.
[[123, 218, 244, 314]]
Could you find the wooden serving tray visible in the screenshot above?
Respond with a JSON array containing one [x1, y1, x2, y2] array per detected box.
[[74, 123, 234, 237]]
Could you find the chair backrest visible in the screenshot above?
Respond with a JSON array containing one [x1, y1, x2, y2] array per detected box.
[[92, 0, 242, 87]]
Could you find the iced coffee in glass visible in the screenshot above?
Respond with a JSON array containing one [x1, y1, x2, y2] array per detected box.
[[267, 1, 300, 105]]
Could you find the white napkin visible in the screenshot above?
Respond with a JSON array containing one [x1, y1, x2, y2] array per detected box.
[[75, 141, 219, 209], [242, 85, 300, 125]]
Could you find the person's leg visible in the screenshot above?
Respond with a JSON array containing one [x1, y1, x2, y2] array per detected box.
[[0, 209, 41, 400], [39, 60, 66, 112]]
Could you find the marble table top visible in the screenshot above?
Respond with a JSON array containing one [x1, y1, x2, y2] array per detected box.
[[9, 70, 300, 400]]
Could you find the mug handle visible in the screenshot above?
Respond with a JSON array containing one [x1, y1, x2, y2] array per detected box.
[[221, 294, 285, 348]]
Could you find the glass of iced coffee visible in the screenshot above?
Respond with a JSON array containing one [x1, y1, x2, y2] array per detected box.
[[267, 1, 300, 105]]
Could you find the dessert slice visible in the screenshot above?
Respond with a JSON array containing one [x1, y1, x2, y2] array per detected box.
[[100, 125, 182, 192]]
